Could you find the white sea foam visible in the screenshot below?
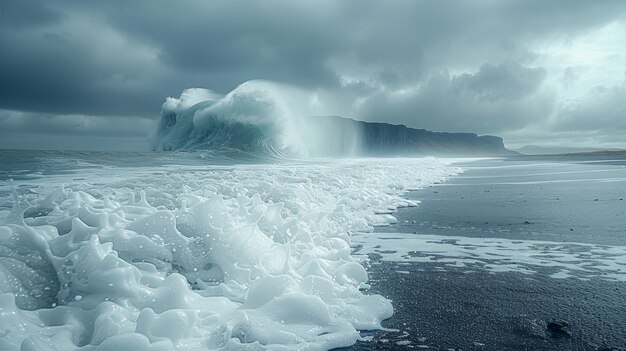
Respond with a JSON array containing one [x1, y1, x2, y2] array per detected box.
[[0, 157, 459, 350], [354, 232, 626, 281]]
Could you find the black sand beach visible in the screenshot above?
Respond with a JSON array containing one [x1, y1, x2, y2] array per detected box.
[[346, 157, 626, 350]]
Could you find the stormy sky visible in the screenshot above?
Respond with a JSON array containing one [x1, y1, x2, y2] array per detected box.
[[1, 0, 626, 150]]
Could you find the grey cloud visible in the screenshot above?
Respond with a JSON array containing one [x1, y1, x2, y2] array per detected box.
[[1, 0, 626, 150], [554, 79, 626, 132], [357, 66, 553, 133], [84, 1, 344, 88], [501, 75, 626, 148], [560, 67, 580, 88], [61, 0, 626, 92], [0, 0, 63, 29], [3, 0, 624, 112], [452, 63, 546, 102], [0, 20, 169, 117], [332, 0, 626, 78]]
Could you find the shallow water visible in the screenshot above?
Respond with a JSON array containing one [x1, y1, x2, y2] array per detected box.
[[380, 156, 626, 246]]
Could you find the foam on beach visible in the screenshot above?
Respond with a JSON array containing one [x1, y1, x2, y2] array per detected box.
[[0, 157, 459, 350]]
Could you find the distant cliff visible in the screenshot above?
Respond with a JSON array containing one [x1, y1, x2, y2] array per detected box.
[[311, 116, 516, 157]]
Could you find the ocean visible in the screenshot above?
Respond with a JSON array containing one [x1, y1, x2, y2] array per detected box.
[[1, 151, 624, 350]]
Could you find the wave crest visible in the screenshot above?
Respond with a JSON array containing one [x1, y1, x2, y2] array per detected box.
[[151, 81, 311, 157]]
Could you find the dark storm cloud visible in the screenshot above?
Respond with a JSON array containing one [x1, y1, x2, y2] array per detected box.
[[0, 34, 161, 117], [80, 1, 344, 88], [1, 0, 626, 149], [0, 8, 171, 117], [452, 63, 547, 102], [555, 76, 626, 132], [0, 0, 63, 28], [357, 65, 553, 133]]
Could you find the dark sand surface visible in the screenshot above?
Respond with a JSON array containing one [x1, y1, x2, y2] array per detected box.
[[345, 157, 626, 350]]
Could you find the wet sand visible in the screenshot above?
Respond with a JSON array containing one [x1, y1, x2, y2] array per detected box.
[[345, 157, 626, 350]]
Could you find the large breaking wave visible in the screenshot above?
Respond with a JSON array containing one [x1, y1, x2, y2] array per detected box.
[[150, 81, 362, 158]]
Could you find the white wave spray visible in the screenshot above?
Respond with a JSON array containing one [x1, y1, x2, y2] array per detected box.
[[150, 80, 362, 157]]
